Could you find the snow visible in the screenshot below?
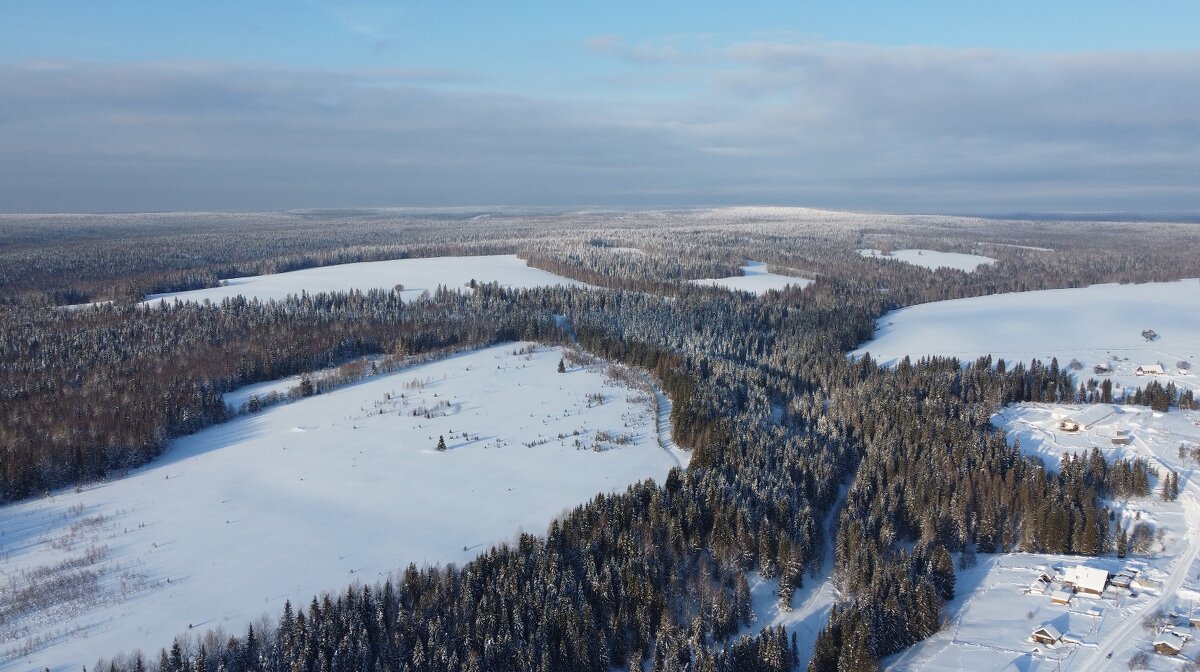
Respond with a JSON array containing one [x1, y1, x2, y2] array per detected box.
[[858, 248, 997, 272], [142, 254, 587, 304], [689, 261, 813, 295], [853, 279, 1200, 394], [741, 486, 845, 669], [0, 343, 685, 670], [887, 403, 1200, 671]]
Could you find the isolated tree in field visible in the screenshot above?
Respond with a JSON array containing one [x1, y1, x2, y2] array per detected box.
[[558, 358, 566, 373], [437, 435, 446, 451]]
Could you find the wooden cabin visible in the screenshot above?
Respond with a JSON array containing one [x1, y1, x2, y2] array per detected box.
[[1154, 630, 1186, 655], [1031, 624, 1063, 646]]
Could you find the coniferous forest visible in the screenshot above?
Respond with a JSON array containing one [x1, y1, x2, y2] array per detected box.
[[3, 209, 1200, 671]]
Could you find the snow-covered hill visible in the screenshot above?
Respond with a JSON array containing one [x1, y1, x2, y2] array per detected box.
[[0, 343, 684, 670]]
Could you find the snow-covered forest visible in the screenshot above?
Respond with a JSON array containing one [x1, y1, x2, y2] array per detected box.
[[4, 207, 1200, 671]]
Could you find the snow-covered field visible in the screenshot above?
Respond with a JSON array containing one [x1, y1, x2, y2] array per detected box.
[[143, 254, 586, 304], [690, 261, 813, 295], [887, 403, 1200, 671], [0, 343, 686, 670], [858, 248, 997, 272], [854, 279, 1200, 394]]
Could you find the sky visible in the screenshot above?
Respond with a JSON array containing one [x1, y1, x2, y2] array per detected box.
[[1, 1, 1198, 214]]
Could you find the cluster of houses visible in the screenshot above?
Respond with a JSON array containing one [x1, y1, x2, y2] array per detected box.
[[1090, 362, 1167, 376], [1028, 564, 1195, 656], [1027, 561, 1195, 657]]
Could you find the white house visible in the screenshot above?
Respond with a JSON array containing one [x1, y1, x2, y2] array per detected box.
[[1062, 565, 1109, 595], [1136, 364, 1166, 376]]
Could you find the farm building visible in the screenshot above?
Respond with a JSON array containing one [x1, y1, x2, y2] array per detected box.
[[1050, 589, 1072, 605], [1135, 574, 1161, 590], [1062, 565, 1109, 595], [1027, 577, 1050, 595], [1154, 630, 1187, 655], [1136, 364, 1166, 376], [1190, 609, 1200, 628], [1112, 431, 1131, 446], [1110, 569, 1137, 589], [1056, 405, 1115, 432], [1030, 624, 1063, 646], [1057, 418, 1081, 432]]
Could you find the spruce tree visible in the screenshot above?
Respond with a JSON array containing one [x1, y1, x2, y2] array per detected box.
[[437, 435, 447, 451]]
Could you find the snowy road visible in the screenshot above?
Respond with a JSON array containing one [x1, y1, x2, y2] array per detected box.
[[1082, 472, 1200, 668]]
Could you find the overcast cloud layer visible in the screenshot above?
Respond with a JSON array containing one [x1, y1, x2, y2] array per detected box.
[[2, 39, 1198, 213]]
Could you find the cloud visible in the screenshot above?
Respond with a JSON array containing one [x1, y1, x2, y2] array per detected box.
[[1, 39, 1199, 213], [310, 0, 405, 41], [584, 35, 713, 66]]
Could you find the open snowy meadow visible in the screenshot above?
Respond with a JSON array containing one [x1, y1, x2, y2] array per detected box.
[[689, 261, 813, 295], [0, 343, 685, 670], [853, 279, 1200, 394], [143, 254, 586, 304], [887, 404, 1200, 671], [858, 248, 997, 272]]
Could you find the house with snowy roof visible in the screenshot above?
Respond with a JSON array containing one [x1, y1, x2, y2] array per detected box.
[[1031, 624, 1062, 645], [1154, 630, 1187, 655], [1062, 564, 1109, 596]]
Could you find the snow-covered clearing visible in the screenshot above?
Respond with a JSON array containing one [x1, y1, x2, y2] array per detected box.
[[854, 279, 1200, 394], [858, 248, 997, 272], [689, 261, 813, 295], [143, 254, 586, 304], [743, 486, 845, 670], [0, 343, 685, 670], [887, 403, 1200, 671]]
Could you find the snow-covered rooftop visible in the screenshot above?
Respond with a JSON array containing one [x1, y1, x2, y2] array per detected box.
[[1065, 565, 1109, 594]]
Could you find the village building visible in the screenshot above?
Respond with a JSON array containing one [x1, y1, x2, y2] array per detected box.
[[1112, 430, 1132, 446], [1050, 589, 1072, 605], [1136, 364, 1166, 376], [1027, 577, 1050, 595], [1110, 569, 1137, 589], [1056, 405, 1115, 432], [1154, 630, 1187, 656], [1062, 565, 1109, 595], [1030, 624, 1063, 646]]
